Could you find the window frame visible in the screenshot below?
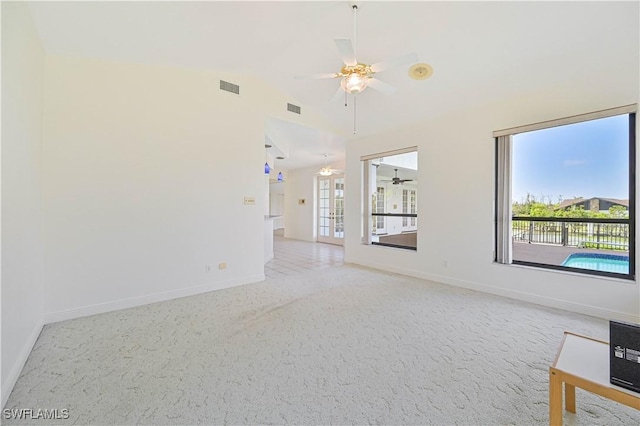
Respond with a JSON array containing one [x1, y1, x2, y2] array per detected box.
[[494, 108, 636, 281], [362, 147, 418, 251]]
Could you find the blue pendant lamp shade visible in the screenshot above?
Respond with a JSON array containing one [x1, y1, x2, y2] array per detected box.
[[264, 143, 271, 174], [277, 172, 283, 182]]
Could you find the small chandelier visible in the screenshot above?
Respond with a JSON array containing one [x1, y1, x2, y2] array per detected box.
[[319, 167, 332, 176]]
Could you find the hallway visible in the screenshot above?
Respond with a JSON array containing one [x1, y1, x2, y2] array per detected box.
[[264, 234, 344, 280]]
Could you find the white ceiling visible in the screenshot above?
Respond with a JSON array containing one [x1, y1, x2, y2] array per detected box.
[[27, 1, 639, 170], [265, 118, 346, 170]]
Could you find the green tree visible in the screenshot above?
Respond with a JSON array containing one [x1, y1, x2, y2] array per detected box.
[[608, 205, 629, 218], [513, 195, 625, 218]]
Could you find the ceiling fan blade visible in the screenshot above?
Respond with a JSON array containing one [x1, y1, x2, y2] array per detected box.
[[329, 86, 346, 103], [294, 73, 339, 80], [335, 38, 357, 66], [368, 78, 397, 95], [370, 52, 419, 73]]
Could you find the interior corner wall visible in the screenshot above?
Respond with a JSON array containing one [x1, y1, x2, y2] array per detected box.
[[284, 166, 318, 242], [345, 69, 640, 322], [1, 2, 45, 408], [41, 56, 272, 322]]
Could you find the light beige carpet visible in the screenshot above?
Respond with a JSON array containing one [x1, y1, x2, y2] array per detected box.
[[4, 265, 637, 425]]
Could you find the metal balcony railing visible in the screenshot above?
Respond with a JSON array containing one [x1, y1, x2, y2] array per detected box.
[[512, 216, 630, 251]]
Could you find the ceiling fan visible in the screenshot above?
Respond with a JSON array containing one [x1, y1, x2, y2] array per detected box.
[[296, 1, 418, 101], [383, 169, 413, 185], [316, 154, 343, 176]]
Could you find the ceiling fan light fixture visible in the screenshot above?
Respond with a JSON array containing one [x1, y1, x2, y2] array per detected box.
[[341, 73, 369, 94], [319, 166, 333, 176]]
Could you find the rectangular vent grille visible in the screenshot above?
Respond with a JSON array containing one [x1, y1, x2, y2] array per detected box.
[[219, 80, 240, 95], [287, 103, 301, 114]]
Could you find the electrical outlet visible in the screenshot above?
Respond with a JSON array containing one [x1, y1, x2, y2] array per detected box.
[[218, 262, 227, 270]]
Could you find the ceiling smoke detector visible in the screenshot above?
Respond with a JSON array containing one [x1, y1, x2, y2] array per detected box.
[[409, 63, 433, 80]]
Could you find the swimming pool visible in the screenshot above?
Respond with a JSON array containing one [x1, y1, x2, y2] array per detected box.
[[561, 253, 629, 274]]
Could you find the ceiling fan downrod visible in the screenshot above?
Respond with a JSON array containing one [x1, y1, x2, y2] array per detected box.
[[352, 3, 358, 57], [352, 2, 359, 135]]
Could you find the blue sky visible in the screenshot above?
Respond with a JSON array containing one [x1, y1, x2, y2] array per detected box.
[[512, 114, 629, 204]]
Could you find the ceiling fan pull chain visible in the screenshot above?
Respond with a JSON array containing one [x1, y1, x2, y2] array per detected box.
[[353, 95, 357, 135]]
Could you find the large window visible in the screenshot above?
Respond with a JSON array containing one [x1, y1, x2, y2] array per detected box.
[[362, 148, 418, 250], [495, 106, 636, 279]]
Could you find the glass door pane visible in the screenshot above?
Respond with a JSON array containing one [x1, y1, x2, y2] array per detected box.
[[319, 177, 330, 237], [318, 174, 345, 245], [334, 177, 344, 239]]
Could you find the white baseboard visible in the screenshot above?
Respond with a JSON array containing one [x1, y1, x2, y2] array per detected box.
[[2, 319, 43, 409], [44, 274, 265, 324], [351, 260, 640, 323]]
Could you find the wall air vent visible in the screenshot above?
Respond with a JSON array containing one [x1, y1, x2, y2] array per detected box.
[[287, 103, 301, 115], [219, 80, 240, 95]]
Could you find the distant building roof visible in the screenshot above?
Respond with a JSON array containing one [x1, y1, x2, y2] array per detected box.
[[555, 197, 629, 210]]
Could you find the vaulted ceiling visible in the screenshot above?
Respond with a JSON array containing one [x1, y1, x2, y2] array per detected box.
[[27, 1, 639, 169]]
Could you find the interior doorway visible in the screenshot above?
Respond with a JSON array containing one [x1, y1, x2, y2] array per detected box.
[[317, 174, 345, 245]]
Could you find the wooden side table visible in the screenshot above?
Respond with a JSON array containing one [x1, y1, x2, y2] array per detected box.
[[549, 331, 640, 425]]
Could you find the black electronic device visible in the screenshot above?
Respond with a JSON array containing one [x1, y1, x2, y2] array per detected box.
[[610, 320, 640, 393]]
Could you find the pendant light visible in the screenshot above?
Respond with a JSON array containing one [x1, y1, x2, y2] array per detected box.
[[275, 156, 284, 182], [264, 144, 271, 175]]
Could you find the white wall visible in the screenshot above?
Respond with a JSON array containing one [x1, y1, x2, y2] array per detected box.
[[269, 182, 285, 229], [284, 166, 318, 242], [41, 55, 330, 322], [345, 69, 640, 322], [1, 2, 45, 407]]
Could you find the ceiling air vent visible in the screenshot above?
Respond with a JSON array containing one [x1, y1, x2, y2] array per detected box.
[[219, 80, 240, 95], [287, 103, 301, 115]]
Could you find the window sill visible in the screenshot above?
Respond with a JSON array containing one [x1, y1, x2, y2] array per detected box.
[[367, 242, 418, 252], [497, 261, 636, 284]]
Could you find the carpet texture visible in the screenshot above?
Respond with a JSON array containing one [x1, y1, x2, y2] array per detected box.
[[4, 265, 638, 425]]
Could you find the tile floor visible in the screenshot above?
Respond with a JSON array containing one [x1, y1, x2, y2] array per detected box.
[[264, 232, 344, 280]]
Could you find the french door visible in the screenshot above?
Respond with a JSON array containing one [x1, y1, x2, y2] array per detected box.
[[317, 174, 345, 245]]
